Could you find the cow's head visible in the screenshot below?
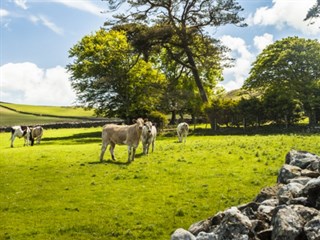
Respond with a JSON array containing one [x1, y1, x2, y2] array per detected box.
[[144, 121, 153, 133], [134, 118, 145, 130]]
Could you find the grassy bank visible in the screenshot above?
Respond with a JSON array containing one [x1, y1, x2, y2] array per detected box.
[[1, 128, 320, 239]]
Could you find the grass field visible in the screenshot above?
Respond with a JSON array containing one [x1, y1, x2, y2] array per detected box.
[[0, 103, 98, 127], [0, 102, 95, 117], [1, 127, 320, 239]]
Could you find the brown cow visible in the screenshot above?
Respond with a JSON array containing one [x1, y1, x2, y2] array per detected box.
[[100, 118, 144, 162], [30, 126, 44, 146]]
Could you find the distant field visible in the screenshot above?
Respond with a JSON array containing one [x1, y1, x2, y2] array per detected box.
[[0, 102, 95, 117], [1, 128, 320, 239], [0, 102, 98, 127], [0, 106, 89, 127]]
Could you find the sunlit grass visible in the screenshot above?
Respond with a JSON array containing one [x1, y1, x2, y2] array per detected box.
[[1, 128, 320, 239]]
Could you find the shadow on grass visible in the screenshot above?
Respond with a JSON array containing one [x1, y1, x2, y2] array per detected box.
[[88, 153, 143, 165], [88, 159, 131, 165], [42, 131, 101, 144]]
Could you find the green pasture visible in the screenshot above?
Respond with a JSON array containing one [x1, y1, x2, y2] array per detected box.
[[0, 103, 99, 127], [0, 106, 87, 127], [1, 128, 320, 239], [0, 102, 95, 117]]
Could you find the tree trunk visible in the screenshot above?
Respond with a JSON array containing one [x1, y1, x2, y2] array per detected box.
[[184, 47, 209, 103], [170, 111, 177, 125], [183, 46, 218, 128], [308, 110, 317, 127]]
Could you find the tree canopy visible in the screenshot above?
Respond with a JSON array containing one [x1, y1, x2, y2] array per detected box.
[[103, 0, 246, 127], [67, 29, 166, 120], [243, 36, 320, 125]]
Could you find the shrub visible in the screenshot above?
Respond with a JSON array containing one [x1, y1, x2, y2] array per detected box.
[[148, 111, 168, 130]]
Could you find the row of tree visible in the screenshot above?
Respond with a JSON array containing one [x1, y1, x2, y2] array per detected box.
[[67, 0, 320, 128]]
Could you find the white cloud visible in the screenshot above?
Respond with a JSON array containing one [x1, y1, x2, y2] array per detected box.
[[29, 15, 63, 35], [253, 33, 274, 53], [219, 35, 255, 91], [0, 62, 77, 106], [51, 0, 105, 17], [247, 0, 320, 35], [13, 0, 28, 10], [0, 8, 9, 17], [38, 15, 63, 35]]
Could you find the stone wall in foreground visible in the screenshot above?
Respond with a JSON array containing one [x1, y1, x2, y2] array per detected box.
[[171, 149, 320, 240]]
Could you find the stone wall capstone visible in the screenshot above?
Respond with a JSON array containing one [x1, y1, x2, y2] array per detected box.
[[171, 149, 320, 240]]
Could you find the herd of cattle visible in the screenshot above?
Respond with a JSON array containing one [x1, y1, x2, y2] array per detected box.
[[10, 119, 190, 162]]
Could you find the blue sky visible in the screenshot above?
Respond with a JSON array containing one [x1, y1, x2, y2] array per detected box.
[[1, 0, 320, 106]]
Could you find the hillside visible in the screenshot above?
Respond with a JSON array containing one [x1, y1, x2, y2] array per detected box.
[[0, 102, 95, 117], [0, 102, 109, 127]]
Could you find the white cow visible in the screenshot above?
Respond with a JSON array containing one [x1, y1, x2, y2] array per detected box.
[[177, 122, 189, 143], [30, 126, 44, 146], [100, 118, 145, 162], [141, 120, 157, 155], [10, 126, 31, 147]]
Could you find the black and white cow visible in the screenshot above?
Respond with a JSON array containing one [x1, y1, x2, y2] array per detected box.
[[10, 126, 31, 147]]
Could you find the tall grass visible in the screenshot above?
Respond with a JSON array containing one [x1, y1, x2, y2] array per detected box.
[[1, 128, 320, 239]]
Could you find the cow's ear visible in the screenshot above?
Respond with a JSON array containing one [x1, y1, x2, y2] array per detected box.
[[144, 118, 148, 122], [132, 119, 136, 123]]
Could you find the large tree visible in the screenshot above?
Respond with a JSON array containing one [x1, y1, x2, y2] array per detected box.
[[104, 0, 246, 127], [67, 29, 166, 121], [243, 37, 320, 125]]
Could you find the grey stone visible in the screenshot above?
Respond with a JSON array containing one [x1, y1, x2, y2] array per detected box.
[[171, 228, 196, 240]]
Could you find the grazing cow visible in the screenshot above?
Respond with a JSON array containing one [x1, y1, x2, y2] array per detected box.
[[10, 126, 31, 147], [177, 122, 189, 143], [30, 126, 44, 146], [141, 121, 157, 155], [100, 118, 145, 162]]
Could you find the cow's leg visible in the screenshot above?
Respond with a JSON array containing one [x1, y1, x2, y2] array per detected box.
[[151, 140, 155, 153], [142, 143, 147, 155], [131, 147, 136, 162], [127, 146, 132, 162], [10, 135, 15, 148], [109, 142, 116, 161], [100, 141, 109, 162]]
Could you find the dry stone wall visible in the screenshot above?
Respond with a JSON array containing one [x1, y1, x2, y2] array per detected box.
[[171, 149, 320, 240]]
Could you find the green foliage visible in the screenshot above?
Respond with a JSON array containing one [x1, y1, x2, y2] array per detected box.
[[2, 128, 320, 239], [106, 0, 246, 119], [67, 29, 166, 120], [244, 37, 320, 125], [147, 111, 168, 130], [262, 90, 303, 125], [237, 97, 264, 126]]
